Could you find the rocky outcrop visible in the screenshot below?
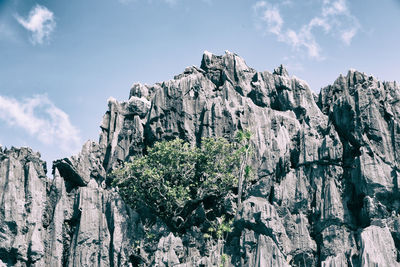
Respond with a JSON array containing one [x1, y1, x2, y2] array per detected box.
[[45, 149, 138, 267], [0, 51, 400, 266], [360, 226, 400, 266], [0, 147, 47, 266]]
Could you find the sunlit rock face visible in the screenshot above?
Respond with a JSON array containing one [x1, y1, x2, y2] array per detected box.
[[1, 51, 400, 266]]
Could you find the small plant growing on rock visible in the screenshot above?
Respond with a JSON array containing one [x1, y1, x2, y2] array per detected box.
[[204, 215, 233, 240], [235, 129, 253, 208], [215, 215, 234, 240], [220, 253, 229, 267], [204, 215, 234, 266]]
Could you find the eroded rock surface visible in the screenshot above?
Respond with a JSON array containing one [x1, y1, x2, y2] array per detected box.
[[1, 52, 400, 266], [0, 147, 47, 266]]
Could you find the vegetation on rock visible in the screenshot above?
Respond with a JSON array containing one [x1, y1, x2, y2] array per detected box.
[[111, 130, 253, 231]]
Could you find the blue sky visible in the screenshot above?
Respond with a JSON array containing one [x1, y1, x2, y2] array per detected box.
[[0, 0, 399, 167]]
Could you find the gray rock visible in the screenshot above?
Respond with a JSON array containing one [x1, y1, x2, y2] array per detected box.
[[240, 229, 290, 267], [0, 147, 48, 266], [360, 226, 400, 266], [154, 233, 184, 266], [53, 141, 106, 187], [1, 52, 400, 266]]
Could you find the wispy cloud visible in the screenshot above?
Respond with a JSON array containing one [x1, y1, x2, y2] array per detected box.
[[0, 95, 81, 153], [322, 0, 347, 16], [253, 0, 360, 59], [254, 2, 283, 35], [15, 4, 56, 45], [341, 27, 357, 45]]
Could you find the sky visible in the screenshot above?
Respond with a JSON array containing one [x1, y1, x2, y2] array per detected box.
[[0, 0, 399, 168]]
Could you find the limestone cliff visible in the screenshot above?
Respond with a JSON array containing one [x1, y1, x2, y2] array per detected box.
[[0, 51, 399, 266]]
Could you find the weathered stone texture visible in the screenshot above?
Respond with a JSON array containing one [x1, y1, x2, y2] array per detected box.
[[1, 52, 400, 266]]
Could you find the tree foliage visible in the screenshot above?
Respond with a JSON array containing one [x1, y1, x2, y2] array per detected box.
[[112, 132, 252, 230]]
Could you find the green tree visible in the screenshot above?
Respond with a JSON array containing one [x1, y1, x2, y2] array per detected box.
[[111, 132, 252, 231]]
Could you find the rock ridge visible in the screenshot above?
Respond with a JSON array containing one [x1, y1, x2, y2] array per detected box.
[[0, 51, 399, 266]]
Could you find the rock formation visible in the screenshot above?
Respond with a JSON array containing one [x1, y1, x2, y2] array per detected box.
[[0, 51, 399, 266]]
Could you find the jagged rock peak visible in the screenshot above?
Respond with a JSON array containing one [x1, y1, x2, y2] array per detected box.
[[1, 145, 40, 159], [129, 83, 158, 100], [328, 69, 381, 91], [273, 64, 289, 77], [0, 146, 47, 175], [200, 50, 254, 73]]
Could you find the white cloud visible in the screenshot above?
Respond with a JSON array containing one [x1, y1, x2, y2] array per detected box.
[[322, 0, 347, 16], [0, 95, 81, 153], [15, 4, 56, 45], [260, 5, 283, 35], [341, 27, 357, 45], [285, 23, 322, 59], [309, 17, 331, 33], [253, 0, 360, 59]]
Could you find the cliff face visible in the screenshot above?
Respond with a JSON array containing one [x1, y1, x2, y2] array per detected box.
[[0, 51, 399, 266]]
